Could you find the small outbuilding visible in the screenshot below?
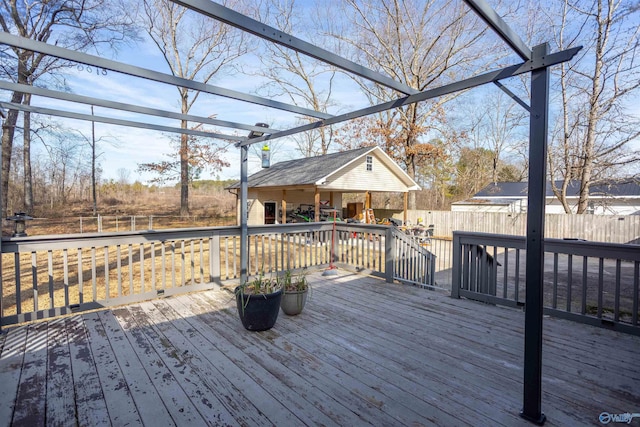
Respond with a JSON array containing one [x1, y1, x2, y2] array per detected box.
[[227, 146, 420, 225], [452, 180, 640, 215]]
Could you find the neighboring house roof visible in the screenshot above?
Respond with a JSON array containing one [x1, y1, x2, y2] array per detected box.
[[451, 198, 515, 206], [473, 180, 640, 199], [227, 146, 420, 191]]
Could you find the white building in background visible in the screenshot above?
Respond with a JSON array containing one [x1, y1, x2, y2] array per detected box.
[[452, 180, 640, 215]]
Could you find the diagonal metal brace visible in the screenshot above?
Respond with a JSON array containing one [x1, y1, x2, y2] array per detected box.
[[494, 81, 530, 112]]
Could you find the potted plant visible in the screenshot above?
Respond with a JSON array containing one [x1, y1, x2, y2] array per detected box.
[[279, 270, 309, 316], [235, 273, 283, 331]]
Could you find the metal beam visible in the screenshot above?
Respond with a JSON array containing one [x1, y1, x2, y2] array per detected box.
[[494, 81, 530, 112], [520, 43, 550, 425], [171, 0, 419, 96], [464, 0, 532, 60], [0, 32, 332, 120], [237, 46, 581, 147], [0, 102, 244, 141], [0, 81, 277, 134]]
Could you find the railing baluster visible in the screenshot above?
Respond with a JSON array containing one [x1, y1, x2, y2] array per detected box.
[[140, 244, 145, 292], [78, 248, 83, 305], [14, 253, 21, 315], [48, 251, 54, 309], [63, 249, 69, 307], [633, 262, 639, 326], [172, 242, 177, 288], [32, 252, 38, 312], [161, 243, 166, 290], [614, 259, 621, 322], [598, 258, 604, 319], [567, 254, 573, 312], [514, 248, 520, 303], [502, 247, 509, 299], [128, 244, 134, 295], [116, 245, 122, 297], [104, 247, 110, 300], [91, 247, 97, 301], [190, 240, 195, 286], [199, 240, 204, 284], [581, 256, 588, 315], [232, 237, 237, 279], [151, 242, 156, 292], [553, 253, 558, 308]]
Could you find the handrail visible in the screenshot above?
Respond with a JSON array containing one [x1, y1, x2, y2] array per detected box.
[[451, 231, 640, 336], [391, 227, 437, 289], [1, 222, 433, 326]]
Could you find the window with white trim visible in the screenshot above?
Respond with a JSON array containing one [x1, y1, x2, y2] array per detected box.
[[366, 155, 373, 171]]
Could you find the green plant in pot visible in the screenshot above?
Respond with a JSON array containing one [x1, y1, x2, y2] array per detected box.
[[279, 270, 309, 316], [235, 273, 283, 331]]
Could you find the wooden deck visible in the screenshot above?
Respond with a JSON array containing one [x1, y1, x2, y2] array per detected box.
[[1, 271, 638, 426]]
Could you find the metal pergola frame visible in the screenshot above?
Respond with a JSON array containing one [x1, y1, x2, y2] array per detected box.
[[0, 0, 581, 423]]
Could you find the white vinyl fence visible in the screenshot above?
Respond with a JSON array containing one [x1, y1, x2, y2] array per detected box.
[[405, 211, 640, 244]]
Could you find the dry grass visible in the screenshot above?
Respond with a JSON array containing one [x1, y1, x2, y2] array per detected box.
[[1, 232, 350, 320]]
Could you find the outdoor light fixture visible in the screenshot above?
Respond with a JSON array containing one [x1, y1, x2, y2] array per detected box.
[[7, 212, 33, 237], [248, 122, 269, 139]]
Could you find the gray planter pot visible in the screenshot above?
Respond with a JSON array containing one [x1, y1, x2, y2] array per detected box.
[[280, 289, 308, 315]]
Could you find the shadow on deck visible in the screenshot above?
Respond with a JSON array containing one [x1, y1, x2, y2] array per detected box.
[[1, 270, 638, 426]]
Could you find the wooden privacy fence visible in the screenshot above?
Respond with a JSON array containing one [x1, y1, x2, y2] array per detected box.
[[406, 211, 640, 244], [451, 231, 640, 336], [0, 222, 435, 326]]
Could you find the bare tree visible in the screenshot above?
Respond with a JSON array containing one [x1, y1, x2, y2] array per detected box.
[[137, 128, 230, 186], [0, 0, 136, 217], [546, 0, 640, 213], [140, 0, 247, 216], [330, 0, 507, 209], [250, 0, 337, 156]]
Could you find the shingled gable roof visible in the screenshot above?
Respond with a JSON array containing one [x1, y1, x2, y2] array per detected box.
[[473, 180, 640, 198], [228, 146, 419, 190]]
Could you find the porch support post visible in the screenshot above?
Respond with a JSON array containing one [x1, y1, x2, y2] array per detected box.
[[403, 193, 408, 225], [365, 191, 371, 210], [329, 192, 334, 208], [240, 145, 249, 285], [314, 188, 320, 222], [281, 189, 287, 224], [521, 43, 549, 425]]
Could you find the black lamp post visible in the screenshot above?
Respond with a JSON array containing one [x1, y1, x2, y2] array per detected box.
[[7, 212, 33, 237]]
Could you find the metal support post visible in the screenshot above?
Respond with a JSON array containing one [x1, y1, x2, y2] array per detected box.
[[240, 144, 249, 286], [521, 43, 550, 425]]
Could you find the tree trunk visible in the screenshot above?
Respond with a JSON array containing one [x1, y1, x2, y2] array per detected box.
[[180, 117, 189, 217], [577, 2, 607, 214], [1, 93, 24, 218], [23, 94, 33, 213]]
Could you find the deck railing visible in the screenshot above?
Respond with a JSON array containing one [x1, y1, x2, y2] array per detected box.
[[451, 231, 640, 335], [0, 222, 435, 326]]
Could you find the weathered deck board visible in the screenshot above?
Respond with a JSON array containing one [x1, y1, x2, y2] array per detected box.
[[0, 326, 27, 425], [45, 318, 76, 426], [1, 270, 639, 427], [11, 322, 47, 425]]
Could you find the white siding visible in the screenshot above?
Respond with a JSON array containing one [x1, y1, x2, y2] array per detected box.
[[326, 153, 408, 192]]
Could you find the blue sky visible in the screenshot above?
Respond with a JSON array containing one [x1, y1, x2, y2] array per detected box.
[[28, 35, 372, 184]]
